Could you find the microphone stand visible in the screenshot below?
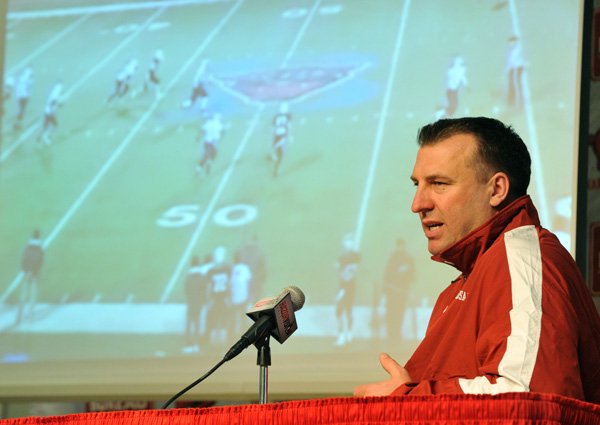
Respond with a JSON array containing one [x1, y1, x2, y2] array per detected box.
[[255, 334, 271, 404]]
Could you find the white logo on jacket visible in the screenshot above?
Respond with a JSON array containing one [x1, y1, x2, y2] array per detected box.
[[455, 290, 467, 301]]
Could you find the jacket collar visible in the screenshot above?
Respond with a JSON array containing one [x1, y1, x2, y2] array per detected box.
[[431, 195, 540, 275]]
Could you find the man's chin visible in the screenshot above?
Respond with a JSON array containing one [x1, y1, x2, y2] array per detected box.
[[427, 242, 444, 256]]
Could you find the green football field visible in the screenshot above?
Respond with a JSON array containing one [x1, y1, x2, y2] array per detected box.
[[0, 0, 582, 363]]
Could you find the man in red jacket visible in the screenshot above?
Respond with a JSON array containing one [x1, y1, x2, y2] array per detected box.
[[354, 117, 600, 403]]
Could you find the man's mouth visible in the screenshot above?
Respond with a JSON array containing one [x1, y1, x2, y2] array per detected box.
[[423, 222, 443, 234]]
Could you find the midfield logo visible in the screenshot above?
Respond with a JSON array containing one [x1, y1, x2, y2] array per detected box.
[[211, 63, 369, 104]]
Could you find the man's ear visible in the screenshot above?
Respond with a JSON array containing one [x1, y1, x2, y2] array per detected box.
[[489, 172, 510, 208]]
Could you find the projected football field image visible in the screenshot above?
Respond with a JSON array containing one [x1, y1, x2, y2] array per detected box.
[[0, 0, 583, 398]]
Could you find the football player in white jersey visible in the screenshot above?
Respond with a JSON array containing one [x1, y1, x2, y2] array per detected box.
[[434, 56, 468, 120], [270, 102, 292, 177], [182, 59, 209, 111], [14, 67, 33, 131], [197, 113, 225, 175], [230, 252, 253, 334], [37, 81, 64, 145], [107, 58, 138, 103], [138, 49, 164, 99]]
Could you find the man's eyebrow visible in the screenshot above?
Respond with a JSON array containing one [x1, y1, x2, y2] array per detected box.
[[411, 174, 453, 183], [411, 174, 440, 180]]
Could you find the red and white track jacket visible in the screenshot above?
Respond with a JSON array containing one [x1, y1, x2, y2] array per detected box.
[[391, 196, 600, 403]]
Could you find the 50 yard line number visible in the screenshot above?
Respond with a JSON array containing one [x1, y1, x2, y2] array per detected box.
[[156, 203, 258, 228]]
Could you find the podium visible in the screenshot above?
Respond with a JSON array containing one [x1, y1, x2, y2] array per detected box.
[[1, 393, 599, 425]]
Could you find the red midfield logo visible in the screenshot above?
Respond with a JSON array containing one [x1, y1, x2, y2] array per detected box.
[[211, 63, 369, 104]]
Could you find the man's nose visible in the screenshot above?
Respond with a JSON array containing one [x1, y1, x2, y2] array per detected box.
[[411, 187, 431, 214]]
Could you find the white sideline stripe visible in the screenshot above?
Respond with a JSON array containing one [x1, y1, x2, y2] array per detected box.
[[8, 0, 225, 20], [507, 0, 548, 226], [161, 0, 323, 302], [1, 8, 168, 303], [354, 0, 410, 249], [1, 8, 164, 162], [1, 303, 433, 339], [458, 225, 542, 394]]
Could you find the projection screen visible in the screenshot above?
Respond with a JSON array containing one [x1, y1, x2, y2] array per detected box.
[[0, 0, 586, 401]]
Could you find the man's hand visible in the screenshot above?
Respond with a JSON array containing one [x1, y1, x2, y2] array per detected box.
[[353, 353, 412, 397]]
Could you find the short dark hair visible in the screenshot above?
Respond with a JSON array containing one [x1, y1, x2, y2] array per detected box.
[[417, 117, 531, 201]]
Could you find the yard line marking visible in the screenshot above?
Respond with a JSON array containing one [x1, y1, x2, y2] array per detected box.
[[508, 0, 549, 226], [8, 0, 225, 20], [1, 7, 164, 163], [5, 13, 92, 79], [1, 1, 244, 305], [280, 0, 321, 68], [353, 0, 411, 249], [161, 0, 323, 302]]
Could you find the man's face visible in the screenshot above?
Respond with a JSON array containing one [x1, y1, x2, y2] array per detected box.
[[410, 134, 498, 255]]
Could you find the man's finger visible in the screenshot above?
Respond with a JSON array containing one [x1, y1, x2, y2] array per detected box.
[[353, 384, 366, 397], [379, 353, 403, 377]]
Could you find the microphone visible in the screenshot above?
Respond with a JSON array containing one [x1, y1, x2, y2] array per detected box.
[[223, 286, 305, 362], [161, 286, 305, 408]]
